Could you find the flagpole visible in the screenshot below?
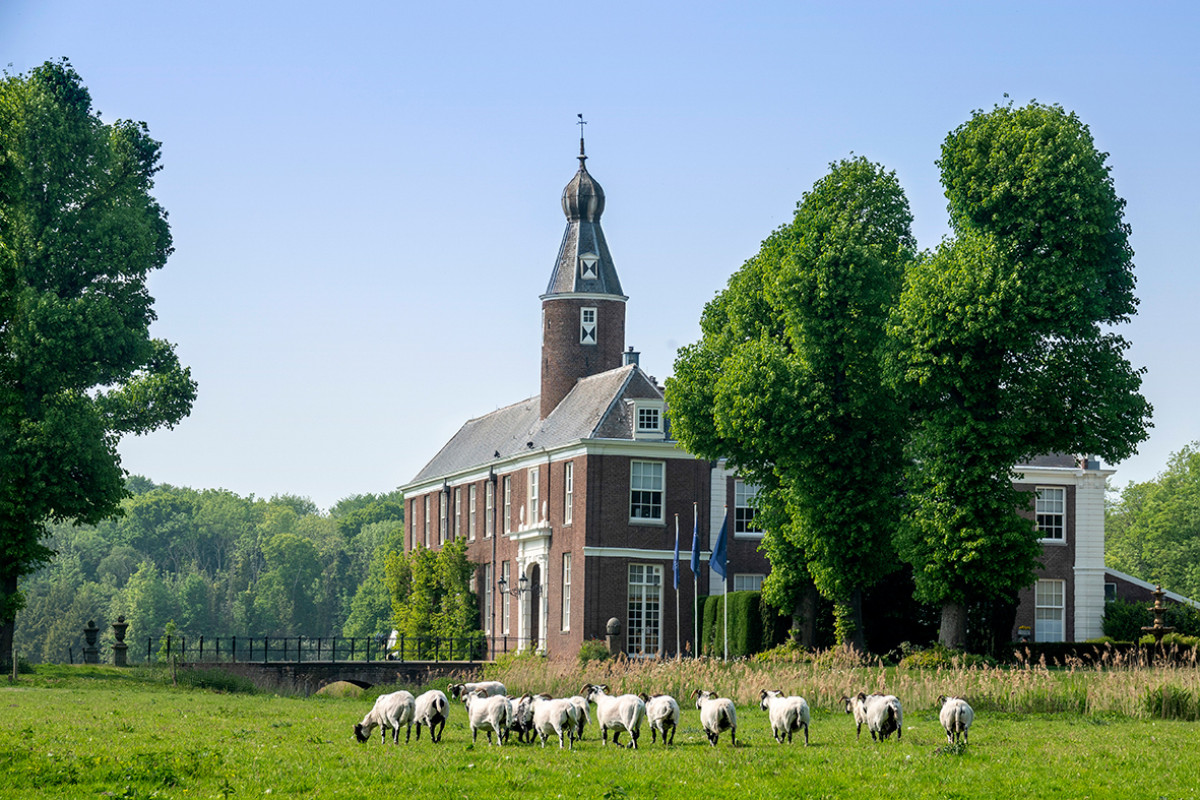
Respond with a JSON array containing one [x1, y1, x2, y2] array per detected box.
[[722, 506, 728, 662], [692, 502, 699, 656], [674, 514, 681, 659]]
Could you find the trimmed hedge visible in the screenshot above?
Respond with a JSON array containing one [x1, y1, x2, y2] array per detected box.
[[698, 591, 787, 657]]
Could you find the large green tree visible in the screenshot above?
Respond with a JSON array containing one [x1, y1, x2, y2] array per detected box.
[[0, 61, 196, 668], [667, 157, 916, 650], [1106, 443, 1200, 601], [891, 102, 1151, 646]]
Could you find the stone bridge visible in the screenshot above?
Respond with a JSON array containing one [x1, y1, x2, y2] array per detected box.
[[180, 660, 485, 696]]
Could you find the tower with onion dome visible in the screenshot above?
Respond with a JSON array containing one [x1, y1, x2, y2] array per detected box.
[[539, 132, 628, 419]]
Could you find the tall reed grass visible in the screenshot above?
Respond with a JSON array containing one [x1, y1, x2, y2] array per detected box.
[[479, 644, 1200, 720]]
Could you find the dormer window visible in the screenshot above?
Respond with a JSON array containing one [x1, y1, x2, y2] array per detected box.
[[579, 252, 599, 280], [580, 307, 597, 345], [632, 400, 666, 439]]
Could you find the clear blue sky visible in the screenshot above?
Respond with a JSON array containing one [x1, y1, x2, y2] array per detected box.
[[4, 1, 1197, 510]]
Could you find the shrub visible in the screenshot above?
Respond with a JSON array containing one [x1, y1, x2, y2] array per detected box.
[[897, 645, 993, 669], [174, 668, 256, 694], [1143, 684, 1200, 720], [578, 639, 611, 665]]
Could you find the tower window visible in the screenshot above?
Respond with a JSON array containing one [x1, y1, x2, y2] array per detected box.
[[579, 252, 599, 280], [581, 307, 597, 345]]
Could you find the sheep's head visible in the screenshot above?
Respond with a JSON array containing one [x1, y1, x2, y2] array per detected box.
[[448, 683, 464, 700], [583, 683, 608, 702], [840, 695, 853, 714], [760, 690, 781, 710], [694, 689, 714, 709], [353, 723, 371, 743]]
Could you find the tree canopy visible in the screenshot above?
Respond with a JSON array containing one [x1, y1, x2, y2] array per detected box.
[[1, 60, 197, 667], [1107, 443, 1200, 601], [667, 156, 916, 649], [890, 102, 1151, 645]]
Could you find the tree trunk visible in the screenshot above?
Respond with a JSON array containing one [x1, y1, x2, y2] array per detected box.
[[1, 574, 17, 678], [939, 600, 968, 649], [835, 588, 867, 653], [795, 582, 819, 648]]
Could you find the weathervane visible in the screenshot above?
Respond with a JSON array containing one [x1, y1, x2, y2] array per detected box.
[[577, 113, 587, 161]]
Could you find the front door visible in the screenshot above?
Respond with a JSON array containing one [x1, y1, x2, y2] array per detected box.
[[528, 563, 541, 651]]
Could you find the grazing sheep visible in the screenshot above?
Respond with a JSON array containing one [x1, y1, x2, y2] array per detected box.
[[638, 693, 680, 745], [531, 694, 578, 749], [583, 683, 646, 749], [413, 689, 449, 743], [566, 695, 590, 740], [353, 690, 416, 745], [846, 692, 902, 741], [449, 680, 506, 703], [693, 689, 737, 747], [937, 695, 974, 744], [464, 688, 510, 745], [759, 690, 810, 745]]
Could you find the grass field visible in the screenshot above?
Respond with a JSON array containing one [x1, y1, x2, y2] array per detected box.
[[1, 661, 1197, 799]]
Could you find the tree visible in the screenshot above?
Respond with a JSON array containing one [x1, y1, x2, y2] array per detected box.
[[891, 102, 1151, 647], [388, 539, 479, 655], [0, 61, 196, 669], [667, 157, 916, 650], [1106, 443, 1200, 601]]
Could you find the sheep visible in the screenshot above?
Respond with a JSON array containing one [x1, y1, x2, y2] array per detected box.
[[845, 692, 903, 741], [413, 689, 449, 743], [464, 688, 510, 745], [504, 695, 535, 743], [937, 695, 974, 745], [759, 690, 810, 745], [638, 693, 680, 745], [448, 680, 506, 703], [841, 692, 877, 740], [566, 695, 590, 740], [583, 683, 646, 749], [353, 690, 415, 745], [531, 693, 578, 749], [693, 689, 737, 747]]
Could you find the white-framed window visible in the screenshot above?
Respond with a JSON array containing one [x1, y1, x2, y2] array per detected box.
[[734, 480, 762, 535], [411, 499, 418, 550], [630, 460, 664, 522], [638, 406, 660, 432], [1035, 579, 1065, 642], [564, 462, 574, 525], [628, 564, 662, 657], [483, 563, 493, 634], [485, 482, 495, 538], [561, 552, 572, 632], [454, 487, 462, 540], [734, 573, 765, 592], [468, 485, 477, 541], [423, 495, 430, 547], [501, 561, 511, 635], [528, 468, 540, 525], [503, 476, 512, 534], [1036, 487, 1066, 541], [580, 307, 597, 345], [1105, 582, 1117, 603], [439, 492, 448, 544]]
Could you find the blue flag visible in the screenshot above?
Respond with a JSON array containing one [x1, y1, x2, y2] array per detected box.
[[673, 516, 680, 590], [689, 509, 700, 575], [710, 510, 729, 580]]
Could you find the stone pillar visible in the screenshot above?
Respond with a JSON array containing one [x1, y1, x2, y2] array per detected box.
[[111, 616, 129, 667], [605, 617, 623, 657], [82, 620, 100, 664]]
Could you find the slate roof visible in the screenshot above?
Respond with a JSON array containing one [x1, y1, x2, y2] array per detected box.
[[408, 364, 663, 485]]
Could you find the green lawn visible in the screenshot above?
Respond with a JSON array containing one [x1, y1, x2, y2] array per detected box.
[[1, 665, 1196, 799]]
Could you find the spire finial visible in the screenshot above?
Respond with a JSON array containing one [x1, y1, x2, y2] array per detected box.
[[577, 113, 587, 164]]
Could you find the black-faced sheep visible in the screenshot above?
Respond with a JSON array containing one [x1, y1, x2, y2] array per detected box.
[[937, 695, 973, 744], [638, 693, 680, 745], [353, 690, 415, 745], [759, 689, 810, 745], [693, 689, 737, 747], [413, 689, 449, 743], [583, 683, 646, 749]]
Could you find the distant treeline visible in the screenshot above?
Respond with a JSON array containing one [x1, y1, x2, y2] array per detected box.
[[14, 477, 403, 663]]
